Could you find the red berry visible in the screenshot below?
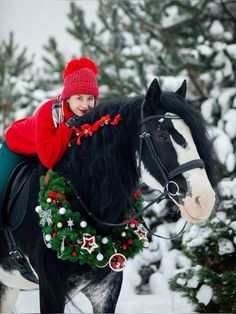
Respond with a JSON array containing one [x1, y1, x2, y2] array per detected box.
[[127, 239, 133, 245], [52, 232, 57, 237], [72, 251, 77, 256], [122, 245, 127, 250]]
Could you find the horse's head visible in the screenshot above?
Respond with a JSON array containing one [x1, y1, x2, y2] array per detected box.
[[139, 79, 216, 222]]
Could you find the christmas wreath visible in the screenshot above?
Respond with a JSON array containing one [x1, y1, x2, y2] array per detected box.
[[36, 171, 149, 272]]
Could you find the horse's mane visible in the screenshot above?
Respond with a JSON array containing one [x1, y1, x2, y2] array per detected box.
[[58, 96, 143, 230]]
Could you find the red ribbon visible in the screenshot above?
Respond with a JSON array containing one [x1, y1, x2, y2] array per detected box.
[[48, 191, 65, 202], [70, 114, 122, 146]]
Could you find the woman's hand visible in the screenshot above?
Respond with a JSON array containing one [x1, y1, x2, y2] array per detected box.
[[65, 117, 78, 128]]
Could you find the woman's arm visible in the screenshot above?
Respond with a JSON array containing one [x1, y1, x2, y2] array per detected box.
[[35, 102, 73, 169]]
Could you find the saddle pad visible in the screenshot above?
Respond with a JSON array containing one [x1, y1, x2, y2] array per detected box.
[[0, 160, 36, 230]]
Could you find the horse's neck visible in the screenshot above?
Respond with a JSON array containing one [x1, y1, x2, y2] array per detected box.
[[57, 99, 142, 226]]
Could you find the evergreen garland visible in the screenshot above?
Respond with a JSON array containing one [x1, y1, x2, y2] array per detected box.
[[36, 171, 149, 271]]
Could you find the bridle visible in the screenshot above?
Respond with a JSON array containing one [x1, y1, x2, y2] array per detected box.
[[138, 113, 205, 199], [66, 104, 206, 239]]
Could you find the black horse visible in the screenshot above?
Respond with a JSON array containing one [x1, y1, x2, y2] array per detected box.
[[0, 79, 217, 313]]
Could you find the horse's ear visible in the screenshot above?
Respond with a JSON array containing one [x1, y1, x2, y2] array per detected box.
[[143, 78, 161, 117], [175, 80, 187, 98]]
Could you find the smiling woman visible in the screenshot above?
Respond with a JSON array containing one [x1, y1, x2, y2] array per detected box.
[[0, 57, 100, 209], [3, 57, 99, 170], [67, 95, 96, 117]]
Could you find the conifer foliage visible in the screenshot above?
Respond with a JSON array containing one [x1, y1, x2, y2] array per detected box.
[[0, 32, 35, 134]]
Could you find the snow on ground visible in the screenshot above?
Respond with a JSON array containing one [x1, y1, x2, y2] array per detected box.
[[15, 259, 194, 313], [15, 288, 194, 313]]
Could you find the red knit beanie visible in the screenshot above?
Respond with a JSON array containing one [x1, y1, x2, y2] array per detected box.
[[61, 57, 99, 99]]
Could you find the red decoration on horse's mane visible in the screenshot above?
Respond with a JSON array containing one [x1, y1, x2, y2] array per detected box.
[[70, 114, 122, 145]]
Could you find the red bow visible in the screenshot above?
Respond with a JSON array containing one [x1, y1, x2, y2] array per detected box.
[[48, 191, 65, 203]]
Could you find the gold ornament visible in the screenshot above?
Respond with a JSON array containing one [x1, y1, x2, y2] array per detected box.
[[143, 240, 149, 248], [121, 232, 126, 237], [57, 222, 63, 228]]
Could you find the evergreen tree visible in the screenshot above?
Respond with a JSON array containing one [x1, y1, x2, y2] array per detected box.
[[0, 32, 36, 135], [37, 37, 66, 92]]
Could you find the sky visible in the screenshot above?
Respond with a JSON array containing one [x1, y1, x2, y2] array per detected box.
[[0, 0, 98, 65]]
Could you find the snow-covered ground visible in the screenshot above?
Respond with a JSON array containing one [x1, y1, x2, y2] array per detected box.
[[16, 290, 193, 313], [15, 260, 194, 313]]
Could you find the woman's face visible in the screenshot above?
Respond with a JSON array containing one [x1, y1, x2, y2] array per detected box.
[[67, 94, 96, 116]]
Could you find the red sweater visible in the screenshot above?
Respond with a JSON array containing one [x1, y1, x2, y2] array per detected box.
[[5, 98, 74, 169]]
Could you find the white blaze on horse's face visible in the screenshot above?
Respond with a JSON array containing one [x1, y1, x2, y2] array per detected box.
[[140, 114, 216, 223], [169, 118, 216, 222]]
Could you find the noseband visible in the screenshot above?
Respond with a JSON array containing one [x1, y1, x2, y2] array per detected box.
[[67, 109, 205, 240]]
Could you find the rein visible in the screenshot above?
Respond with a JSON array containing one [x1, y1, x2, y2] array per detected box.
[[66, 179, 187, 240], [66, 105, 205, 240]]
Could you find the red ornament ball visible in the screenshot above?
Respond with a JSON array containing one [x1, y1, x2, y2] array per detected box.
[[72, 251, 77, 257], [127, 239, 133, 245], [122, 245, 127, 251], [52, 232, 57, 237]]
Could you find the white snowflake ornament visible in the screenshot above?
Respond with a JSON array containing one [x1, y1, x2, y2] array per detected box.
[[67, 218, 74, 229]]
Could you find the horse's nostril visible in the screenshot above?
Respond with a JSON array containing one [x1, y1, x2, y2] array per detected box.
[[195, 196, 202, 207]]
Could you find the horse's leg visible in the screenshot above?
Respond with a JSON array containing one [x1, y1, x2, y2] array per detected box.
[[81, 271, 123, 313], [0, 283, 19, 313], [39, 281, 66, 313]]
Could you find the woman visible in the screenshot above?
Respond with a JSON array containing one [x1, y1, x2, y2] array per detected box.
[[0, 57, 99, 207]]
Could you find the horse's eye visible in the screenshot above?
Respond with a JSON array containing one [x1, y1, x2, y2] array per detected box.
[[158, 132, 168, 141]]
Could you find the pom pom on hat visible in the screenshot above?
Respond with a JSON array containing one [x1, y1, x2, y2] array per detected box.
[[64, 57, 99, 78], [61, 57, 99, 99]]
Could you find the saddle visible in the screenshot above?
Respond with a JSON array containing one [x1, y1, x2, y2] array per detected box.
[[0, 159, 39, 284], [0, 160, 34, 229]]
